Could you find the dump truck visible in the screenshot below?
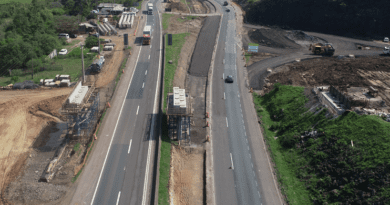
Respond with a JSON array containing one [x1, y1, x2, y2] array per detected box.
[[309, 43, 335, 56], [147, 3, 153, 15], [143, 25, 152, 45]]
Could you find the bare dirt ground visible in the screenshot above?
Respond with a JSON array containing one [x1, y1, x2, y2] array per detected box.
[[94, 16, 140, 88], [163, 14, 206, 89], [246, 52, 277, 67], [169, 146, 204, 205], [0, 88, 72, 203], [166, 0, 207, 14], [0, 16, 138, 205], [262, 56, 390, 107]]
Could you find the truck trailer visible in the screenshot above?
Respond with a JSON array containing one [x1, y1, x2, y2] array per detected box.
[[143, 25, 152, 45]]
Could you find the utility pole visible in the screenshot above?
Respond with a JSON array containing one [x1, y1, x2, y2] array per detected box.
[[81, 44, 85, 84], [98, 33, 100, 54], [31, 55, 34, 79]]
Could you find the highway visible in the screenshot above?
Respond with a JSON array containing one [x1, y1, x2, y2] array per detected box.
[[211, 1, 263, 204], [91, 2, 162, 204]]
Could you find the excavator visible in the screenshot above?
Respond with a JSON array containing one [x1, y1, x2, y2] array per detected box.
[[309, 43, 335, 56]]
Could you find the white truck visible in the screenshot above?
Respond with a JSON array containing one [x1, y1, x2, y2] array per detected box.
[[143, 25, 152, 45], [147, 3, 153, 15], [384, 47, 390, 55]]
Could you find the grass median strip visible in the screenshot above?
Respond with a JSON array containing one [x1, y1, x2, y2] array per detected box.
[[158, 33, 188, 205], [162, 14, 173, 30]]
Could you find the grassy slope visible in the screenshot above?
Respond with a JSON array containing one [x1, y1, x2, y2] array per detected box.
[[158, 33, 188, 205], [0, 0, 31, 4], [253, 84, 390, 204], [0, 57, 95, 86]]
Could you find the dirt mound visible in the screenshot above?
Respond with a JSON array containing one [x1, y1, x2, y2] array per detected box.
[[170, 2, 189, 12], [265, 56, 390, 104], [286, 30, 327, 47], [0, 88, 72, 197], [248, 28, 300, 49]]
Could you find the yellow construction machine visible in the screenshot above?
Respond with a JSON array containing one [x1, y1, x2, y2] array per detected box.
[[309, 43, 335, 56]]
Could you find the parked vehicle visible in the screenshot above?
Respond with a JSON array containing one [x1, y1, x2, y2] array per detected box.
[[90, 56, 105, 73], [70, 33, 78, 38], [223, 1, 228, 6], [58, 33, 69, 39], [143, 25, 152, 45], [225, 75, 234, 83], [384, 37, 389, 43], [384, 47, 390, 55], [226, 8, 230, 12], [58, 49, 68, 55]]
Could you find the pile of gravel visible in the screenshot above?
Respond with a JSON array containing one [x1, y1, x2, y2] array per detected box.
[[13, 80, 39, 90]]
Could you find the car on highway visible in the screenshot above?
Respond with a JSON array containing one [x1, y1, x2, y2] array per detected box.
[[226, 8, 230, 12], [58, 49, 68, 55], [225, 75, 234, 83], [384, 37, 389, 43]]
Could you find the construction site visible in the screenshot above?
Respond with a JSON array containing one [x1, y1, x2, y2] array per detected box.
[[260, 56, 390, 118], [0, 5, 138, 204]]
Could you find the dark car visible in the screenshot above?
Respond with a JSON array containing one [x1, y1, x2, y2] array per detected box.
[[225, 75, 234, 83], [226, 8, 230, 12], [70, 33, 78, 38], [89, 33, 100, 38], [223, 1, 228, 6]]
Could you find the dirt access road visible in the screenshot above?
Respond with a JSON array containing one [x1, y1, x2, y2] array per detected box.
[[0, 88, 71, 202], [241, 24, 387, 90]]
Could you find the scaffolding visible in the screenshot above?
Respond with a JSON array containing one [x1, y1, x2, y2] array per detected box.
[[61, 80, 99, 140], [166, 87, 193, 146]]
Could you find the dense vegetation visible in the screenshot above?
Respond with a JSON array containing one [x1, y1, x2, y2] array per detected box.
[[0, 0, 141, 76], [254, 84, 390, 204], [246, 0, 390, 39]]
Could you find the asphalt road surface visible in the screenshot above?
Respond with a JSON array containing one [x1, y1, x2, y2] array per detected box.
[[87, 1, 162, 205], [211, 1, 263, 204], [188, 16, 220, 77]]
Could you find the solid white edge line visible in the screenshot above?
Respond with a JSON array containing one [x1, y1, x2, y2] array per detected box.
[[136, 105, 140, 115], [128, 139, 132, 154], [141, 6, 162, 205], [226, 117, 228, 127], [230, 153, 234, 170], [116, 191, 121, 205], [90, 17, 143, 205]]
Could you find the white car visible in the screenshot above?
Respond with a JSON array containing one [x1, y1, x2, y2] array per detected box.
[[384, 37, 389, 43], [59, 49, 68, 55], [384, 47, 390, 55]]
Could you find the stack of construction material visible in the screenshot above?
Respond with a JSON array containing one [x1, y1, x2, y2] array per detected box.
[[44, 79, 54, 85], [103, 39, 112, 44], [91, 47, 99, 53], [105, 43, 116, 47], [60, 79, 70, 87], [106, 22, 118, 35], [118, 12, 135, 29], [13, 80, 39, 89], [103, 46, 114, 51]]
